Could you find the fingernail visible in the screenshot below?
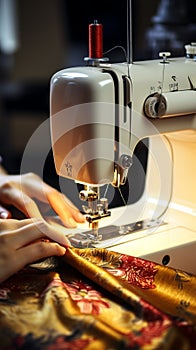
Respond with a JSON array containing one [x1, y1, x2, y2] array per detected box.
[[61, 247, 67, 254], [77, 212, 85, 222], [0, 211, 9, 219]]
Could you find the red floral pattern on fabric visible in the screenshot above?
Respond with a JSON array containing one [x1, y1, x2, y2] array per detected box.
[[140, 299, 170, 322], [125, 300, 171, 348], [105, 254, 158, 289], [126, 320, 169, 348], [64, 280, 110, 315], [1, 249, 195, 350], [45, 336, 93, 350], [40, 276, 110, 316], [6, 334, 93, 350], [40, 276, 66, 297]]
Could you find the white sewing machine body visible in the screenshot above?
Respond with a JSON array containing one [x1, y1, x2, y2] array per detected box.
[[50, 58, 195, 184], [50, 55, 196, 275]]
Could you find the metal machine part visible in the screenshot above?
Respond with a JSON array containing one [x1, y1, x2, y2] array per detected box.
[[184, 42, 196, 60], [79, 185, 111, 239], [67, 219, 164, 248]]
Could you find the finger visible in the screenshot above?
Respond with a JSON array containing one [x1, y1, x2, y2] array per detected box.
[[71, 209, 86, 224], [0, 205, 12, 219], [17, 241, 66, 270], [1, 186, 43, 219], [45, 215, 63, 225], [4, 220, 70, 248], [0, 241, 66, 283], [0, 218, 34, 232], [41, 222, 70, 246], [19, 173, 49, 202], [46, 189, 85, 227], [3, 220, 46, 248]]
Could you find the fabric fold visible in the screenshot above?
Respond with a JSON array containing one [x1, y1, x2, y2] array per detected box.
[[0, 246, 195, 349], [63, 247, 196, 325]]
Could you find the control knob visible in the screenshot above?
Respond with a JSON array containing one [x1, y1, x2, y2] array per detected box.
[[143, 93, 167, 118]]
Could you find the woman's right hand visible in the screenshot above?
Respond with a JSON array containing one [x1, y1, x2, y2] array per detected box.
[[0, 172, 85, 227], [0, 218, 69, 283]]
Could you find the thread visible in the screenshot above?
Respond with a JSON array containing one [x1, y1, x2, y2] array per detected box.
[[89, 20, 103, 58]]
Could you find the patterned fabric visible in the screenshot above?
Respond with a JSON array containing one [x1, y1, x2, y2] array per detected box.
[[0, 247, 195, 349]]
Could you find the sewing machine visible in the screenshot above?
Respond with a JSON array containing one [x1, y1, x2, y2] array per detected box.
[[50, 13, 196, 274]]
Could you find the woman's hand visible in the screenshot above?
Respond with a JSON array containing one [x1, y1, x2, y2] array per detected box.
[[0, 172, 85, 227], [0, 218, 69, 283]]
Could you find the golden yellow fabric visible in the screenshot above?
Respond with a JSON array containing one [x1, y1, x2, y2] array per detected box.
[[0, 247, 195, 349]]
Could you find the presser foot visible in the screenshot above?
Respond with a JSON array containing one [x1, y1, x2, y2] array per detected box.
[[67, 218, 165, 248], [83, 211, 112, 241]]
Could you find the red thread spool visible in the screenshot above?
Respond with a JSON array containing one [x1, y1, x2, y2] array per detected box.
[[89, 20, 103, 59]]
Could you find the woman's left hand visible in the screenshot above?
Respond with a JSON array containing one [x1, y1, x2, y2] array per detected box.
[[0, 218, 69, 283]]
